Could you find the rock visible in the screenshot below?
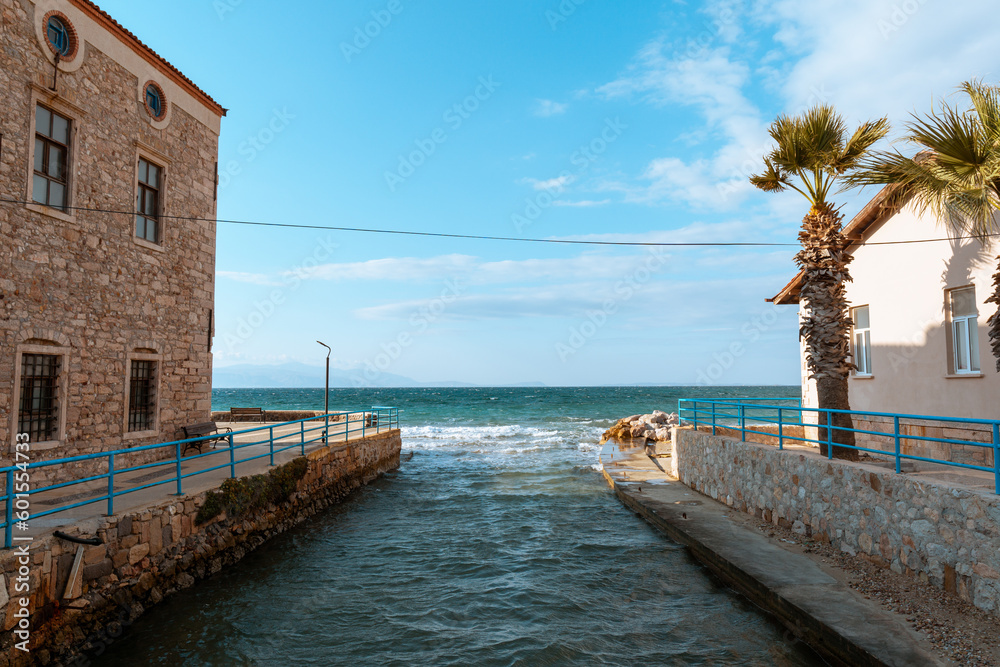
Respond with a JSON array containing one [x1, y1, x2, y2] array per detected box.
[[629, 423, 650, 438], [128, 544, 150, 565], [792, 520, 807, 535], [654, 427, 671, 441], [650, 410, 669, 424]]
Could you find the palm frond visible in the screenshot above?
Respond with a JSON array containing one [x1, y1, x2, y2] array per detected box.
[[749, 158, 789, 193], [961, 79, 1000, 147], [833, 118, 890, 173]]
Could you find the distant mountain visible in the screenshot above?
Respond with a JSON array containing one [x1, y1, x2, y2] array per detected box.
[[213, 362, 473, 389]]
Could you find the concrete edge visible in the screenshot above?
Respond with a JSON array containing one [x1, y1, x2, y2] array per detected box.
[[600, 449, 945, 667]]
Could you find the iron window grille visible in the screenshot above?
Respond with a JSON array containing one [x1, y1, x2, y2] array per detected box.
[[33, 105, 70, 210], [18, 354, 60, 442], [128, 360, 157, 432], [136, 158, 161, 243]]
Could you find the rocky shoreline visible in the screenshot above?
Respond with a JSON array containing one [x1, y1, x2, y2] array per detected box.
[[601, 410, 679, 444]]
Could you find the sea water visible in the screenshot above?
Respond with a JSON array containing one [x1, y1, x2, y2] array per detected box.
[[98, 386, 820, 666]]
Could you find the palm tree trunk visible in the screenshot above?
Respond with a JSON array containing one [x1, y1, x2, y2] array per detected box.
[[987, 255, 1000, 372], [795, 204, 859, 461]]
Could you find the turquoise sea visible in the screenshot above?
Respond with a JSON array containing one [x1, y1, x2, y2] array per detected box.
[[100, 386, 819, 666]]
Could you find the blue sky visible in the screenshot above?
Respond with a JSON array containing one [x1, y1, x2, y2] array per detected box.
[[99, 0, 1000, 386]]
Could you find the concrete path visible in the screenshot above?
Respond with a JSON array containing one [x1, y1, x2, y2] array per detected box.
[[21, 417, 393, 541], [601, 442, 946, 667]]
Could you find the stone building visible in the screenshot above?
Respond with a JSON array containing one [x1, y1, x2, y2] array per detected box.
[[0, 0, 225, 483]]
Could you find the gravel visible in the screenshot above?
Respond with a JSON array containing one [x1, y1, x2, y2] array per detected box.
[[738, 511, 1000, 666]]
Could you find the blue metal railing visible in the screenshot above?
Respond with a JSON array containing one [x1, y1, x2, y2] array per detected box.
[[678, 399, 1000, 494], [1, 407, 399, 548]]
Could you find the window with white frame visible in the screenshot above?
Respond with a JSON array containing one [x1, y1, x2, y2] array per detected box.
[[949, 287, 980, 374], [852, 305, 872, 376]]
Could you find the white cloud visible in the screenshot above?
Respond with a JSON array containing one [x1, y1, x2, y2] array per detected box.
[[217, 271, 282, 286], [756, 0, 1000, 125], [289, 252, 675, 286], [534, 99, 569, 117], [520, 175, 575, 191], [598, 42, 768, 209], [551, 199, 611, 207]]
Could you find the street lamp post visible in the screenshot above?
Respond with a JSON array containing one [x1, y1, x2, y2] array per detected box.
[[317, 341, 331, 442]]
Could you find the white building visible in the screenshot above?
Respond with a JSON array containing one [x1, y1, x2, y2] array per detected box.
[[770, 188, 999, 422]]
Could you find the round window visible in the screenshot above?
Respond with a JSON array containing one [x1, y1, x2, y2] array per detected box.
[[143, 82, 167, 121], [43, 13, 77, 60]]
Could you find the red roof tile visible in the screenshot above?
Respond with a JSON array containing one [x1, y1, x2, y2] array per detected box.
[[69, 0, 226, 117]]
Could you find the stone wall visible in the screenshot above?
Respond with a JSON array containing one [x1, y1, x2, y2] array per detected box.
[[0, 0, 222, 486], [0, 429, 401, 666], [673, 428, 1000, 614]]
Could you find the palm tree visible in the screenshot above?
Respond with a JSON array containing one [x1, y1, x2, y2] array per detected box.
[[847, 80, 1000, 371], [751, 105, 890, 460]]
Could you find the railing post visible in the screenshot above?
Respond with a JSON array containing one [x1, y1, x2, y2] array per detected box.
[[300, 420, 305, 455], [827, 410, 834, 460], [325, 414, 330, 444], [269, 426, 275, 466], [362, 411, 366, 439], [229, 433, 236, 478], [345, 413, 349, 440], [894, 416, 902, 474], [175, 443, 183, 496], [993, 423, 999, 495], [5, 469, 14, 549], [739, 403, 746, 442], [778, 408, 784, 450], [711, 402, 717, 436], [107, 453, 115, 516]]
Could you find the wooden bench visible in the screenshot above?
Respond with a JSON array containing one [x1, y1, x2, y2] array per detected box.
[[181, 422, 233, 455], [230, 407, 266, 423]]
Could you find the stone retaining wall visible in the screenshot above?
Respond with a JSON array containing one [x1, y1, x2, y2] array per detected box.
[[673, 428, 1000, 614], [0, 429, 401, 666]]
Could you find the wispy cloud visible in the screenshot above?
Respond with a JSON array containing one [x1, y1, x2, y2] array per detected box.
[[520, 175, 575, 191], [598, 42, 767, 209], [534, 99, 569, 117], [551, 199, 611, 207], [217, 271, 282, 286]]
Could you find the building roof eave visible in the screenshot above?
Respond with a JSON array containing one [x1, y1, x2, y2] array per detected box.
[[70, 0, 226, 118], [766, 184, 906, 305]]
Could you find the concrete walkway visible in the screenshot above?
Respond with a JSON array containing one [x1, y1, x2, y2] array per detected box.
[[601, 442, 945, 667], [22, 417, 392, 540]]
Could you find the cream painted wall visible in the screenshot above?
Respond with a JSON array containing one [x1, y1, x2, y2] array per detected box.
[[835, 204, 998, 419]]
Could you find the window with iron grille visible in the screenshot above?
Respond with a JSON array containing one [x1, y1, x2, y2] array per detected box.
[[18, 354, 60, 442], [33, 105, 71, 210], [136, 158, 161, 243], [128, 360, 157, 432]]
